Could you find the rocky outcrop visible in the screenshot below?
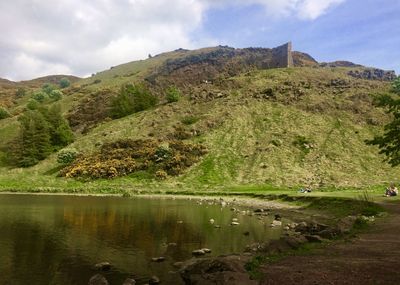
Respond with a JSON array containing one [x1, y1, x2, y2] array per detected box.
[[145, 43, 293, 87], [320, 61, 362, 68], [348, 68, 396, 81]]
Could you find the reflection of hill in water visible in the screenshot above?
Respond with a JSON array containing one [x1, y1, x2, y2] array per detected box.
[[0, 195, 283, 285]]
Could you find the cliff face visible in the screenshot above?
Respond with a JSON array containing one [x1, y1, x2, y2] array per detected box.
[[145, 42, 294, 87]]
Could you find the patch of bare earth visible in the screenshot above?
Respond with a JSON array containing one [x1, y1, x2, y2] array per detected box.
[[260, 201, 400, 285]]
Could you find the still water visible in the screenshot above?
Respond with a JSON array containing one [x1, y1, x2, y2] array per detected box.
[[0, 194, 284, 285]]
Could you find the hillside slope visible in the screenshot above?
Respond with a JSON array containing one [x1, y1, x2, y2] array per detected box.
[[0, 45, 398, 191]]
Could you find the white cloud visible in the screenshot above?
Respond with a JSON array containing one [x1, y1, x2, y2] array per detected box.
[[0, 0, 345, 80]]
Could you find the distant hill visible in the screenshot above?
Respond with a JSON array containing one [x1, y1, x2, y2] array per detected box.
[[0, 43, 398, 191]]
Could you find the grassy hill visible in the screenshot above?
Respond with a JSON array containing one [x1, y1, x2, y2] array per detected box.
[[0, 46, 398, 193]]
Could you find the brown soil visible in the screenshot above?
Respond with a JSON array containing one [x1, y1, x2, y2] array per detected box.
[[260, 201, 400, 285]]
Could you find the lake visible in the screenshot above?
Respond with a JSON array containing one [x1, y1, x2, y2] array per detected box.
[[0, 194, 285, 284]]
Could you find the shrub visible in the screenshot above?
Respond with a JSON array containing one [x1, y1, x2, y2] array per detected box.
[[32, 91, 48, 102], [181, 115, 199, 125], [59, 78, 71, 88], [155, 170, 168, 180], [392, 76, 400, 94], [26, 99, 39, 110], [49, 90, 63, 101], [57, 148, 79, 164], [15, 87, 26, 98], [42, 83, 56, 95], [292, 135, 314, 154], [59, 139, 207, 179], [93, 79, 102, 84], [166, 86, 181, 103], [0, 107, 10, 119]]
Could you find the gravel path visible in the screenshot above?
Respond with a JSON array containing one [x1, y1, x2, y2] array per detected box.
[[259, 201, 400, 285]]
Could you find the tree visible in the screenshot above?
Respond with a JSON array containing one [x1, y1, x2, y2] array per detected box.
[[11, 105, 74, 167], [41, 104, 74, 147], [367, 77, 400, 166], [110, 84, 158, 118], [59, 77, 70, 88], [15, 110, 52, 167]]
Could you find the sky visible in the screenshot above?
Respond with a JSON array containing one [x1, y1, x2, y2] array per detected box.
[[0, 0, 399, 81]]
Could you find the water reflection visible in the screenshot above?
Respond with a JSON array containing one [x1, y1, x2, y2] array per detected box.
[[0, 194, 282, 284]]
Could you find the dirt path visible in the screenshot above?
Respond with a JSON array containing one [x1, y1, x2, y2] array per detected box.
[[260, 201, 400, 285]]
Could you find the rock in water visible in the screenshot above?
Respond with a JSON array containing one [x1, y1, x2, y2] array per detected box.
[[201, 248, 212, 253], [192, 249, 206, 256], [151, 257, 166, 262], [94, 262, 111, 271], [271, 220, 282, 227], [88, 274, 109, 285], [149, 275, 160, 284], [122, 278, 136, 285]]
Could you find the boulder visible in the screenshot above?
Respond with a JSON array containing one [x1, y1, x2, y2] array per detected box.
[[180, 255, 257, 285]]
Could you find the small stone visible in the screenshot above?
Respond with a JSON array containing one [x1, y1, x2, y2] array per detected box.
[[209, 218, 215, 224], [168, 242, 177, 247], [254, 209, 264, 213], [173, 262, 184, 268], [231, 222, 240, 226], [274, 214, 282, 221], [214, 225, 221, 228], [201, 248, 212, 253], [94, 262, 111, 271], [122, 278, 136, 285], [177, 220, 183, 224], [149, 275, 160, 285], [271, 220, 282, 227], [88, 274, 109, 285], [192, 249, 206, 256], [151, 257, 165, 262], [232, 218, 239, 222], [284, 226, 290, 230]]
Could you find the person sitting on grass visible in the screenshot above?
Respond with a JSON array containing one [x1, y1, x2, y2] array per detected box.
[[385, 184, 398, 197]]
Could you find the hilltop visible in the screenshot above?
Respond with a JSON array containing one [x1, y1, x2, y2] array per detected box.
[[0, 43, 398, 192]]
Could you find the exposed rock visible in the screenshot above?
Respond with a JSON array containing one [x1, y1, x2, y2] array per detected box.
[[180, 255, 257, 285], [88, 274, 109, 285], [305, 234, 324, 243], [122, 278, 136, 285], [348, 68, 396, 81], [151, 257, 166, 262], [231, 222, 240, 226], [94, 262, 111, 271]]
